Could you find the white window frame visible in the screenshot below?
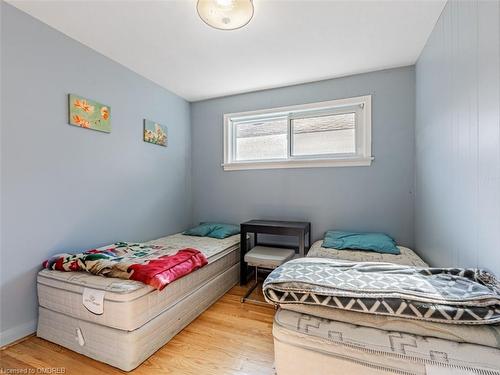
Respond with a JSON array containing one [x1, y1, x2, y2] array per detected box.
[[223, 95, 373, 171]]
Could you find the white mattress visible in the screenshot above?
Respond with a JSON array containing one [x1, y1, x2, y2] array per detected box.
[[273, 308, 500, 375], [37, 263, 239, 371], [307, 240, 428, 267], [37, 233, 240, 331], [282, 304, 500, 349]]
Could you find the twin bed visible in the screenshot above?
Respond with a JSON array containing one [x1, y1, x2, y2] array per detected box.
[[36, 233, 241, 371], [270, 240, 500, 375]]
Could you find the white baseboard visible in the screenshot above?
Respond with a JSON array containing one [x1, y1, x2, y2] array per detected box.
[[0, 319, 37, 347]]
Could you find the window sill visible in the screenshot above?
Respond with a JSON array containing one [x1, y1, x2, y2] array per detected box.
[[222, 157, 373, 171]]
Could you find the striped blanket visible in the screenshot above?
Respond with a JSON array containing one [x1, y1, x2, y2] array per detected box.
[[263, 258, 500, 325]]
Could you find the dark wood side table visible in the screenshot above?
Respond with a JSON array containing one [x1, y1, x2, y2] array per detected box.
[[239, 220, 311, 285]]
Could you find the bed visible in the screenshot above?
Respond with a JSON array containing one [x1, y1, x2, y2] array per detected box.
[[271, 241, 500, 375], [36, 233, 241, 371]]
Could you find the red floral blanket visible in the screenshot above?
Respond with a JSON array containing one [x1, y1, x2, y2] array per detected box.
[[43, 242, 208, 290]]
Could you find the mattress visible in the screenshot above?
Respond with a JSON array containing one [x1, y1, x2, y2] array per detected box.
[[37, 233, 240, 331], [307, 240, 428, 267], [38, 263, 239, 371], [273, 308, 500, 375], [281, 304, 500, 349]]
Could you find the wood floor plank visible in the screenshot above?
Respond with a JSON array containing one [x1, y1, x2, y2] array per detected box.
[[0, 285, 275, 375]]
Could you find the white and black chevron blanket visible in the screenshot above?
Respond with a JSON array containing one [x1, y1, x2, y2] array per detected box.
[[263, 258, 500, 325]]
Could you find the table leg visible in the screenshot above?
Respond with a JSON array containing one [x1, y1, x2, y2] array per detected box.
[[298, 232, 305, 258], [240, 230, 248, 285], [308, 227, 311, 254]]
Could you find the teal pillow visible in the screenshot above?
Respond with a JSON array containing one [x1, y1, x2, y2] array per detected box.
[[183, 223, 214, 237], [183, 223, 240, 239], [206, 223, 240, 239], [322, 231, 400, 254]]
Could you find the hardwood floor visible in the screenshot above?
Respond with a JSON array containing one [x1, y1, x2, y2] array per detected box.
[[0, 285, 276, 375]]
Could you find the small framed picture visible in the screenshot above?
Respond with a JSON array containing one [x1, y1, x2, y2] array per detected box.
[[143, 119, 168, 147], [68, 94, 111, 133]]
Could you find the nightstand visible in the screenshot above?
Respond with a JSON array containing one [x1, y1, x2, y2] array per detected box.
[[239, 220, 311, 285]]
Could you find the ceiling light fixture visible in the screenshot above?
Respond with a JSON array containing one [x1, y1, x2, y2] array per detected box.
[[197, 0, 254, 31]]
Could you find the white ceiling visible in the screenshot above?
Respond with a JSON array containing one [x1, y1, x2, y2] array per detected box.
[[8, 0, 446, 101]]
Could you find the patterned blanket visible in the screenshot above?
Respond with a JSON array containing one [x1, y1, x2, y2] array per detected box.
[[43, 242, 208, 290], [263, 258, 500, 325]]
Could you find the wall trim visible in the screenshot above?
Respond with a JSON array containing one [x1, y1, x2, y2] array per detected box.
[[0, 319, 37, 347]]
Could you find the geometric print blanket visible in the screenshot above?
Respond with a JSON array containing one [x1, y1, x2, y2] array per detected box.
[[263, 258, 500, 325], [43, 242, 208, 290]]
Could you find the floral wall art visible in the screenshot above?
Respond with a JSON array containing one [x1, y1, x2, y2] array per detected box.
[[68, 94, 111, 133], [144, 119, 168, 147]]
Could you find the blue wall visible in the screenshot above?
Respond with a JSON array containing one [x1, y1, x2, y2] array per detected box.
[[0, 3, 192, 345], [7, 0, 498, 348], [191, 67, 416, 247], [415, 0, 500, 274]]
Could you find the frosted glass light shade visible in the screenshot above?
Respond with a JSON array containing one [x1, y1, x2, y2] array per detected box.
[[197, 0, 254, 30]]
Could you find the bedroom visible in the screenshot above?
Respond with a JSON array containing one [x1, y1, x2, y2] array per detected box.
[[1, 0, 499, 374]]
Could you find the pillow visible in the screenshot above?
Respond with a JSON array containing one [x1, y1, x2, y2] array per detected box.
[[183, 223, 213, 237], [322, 231, 400, 254], [207, 223, 240, 239], [183, 223, 240, 239]]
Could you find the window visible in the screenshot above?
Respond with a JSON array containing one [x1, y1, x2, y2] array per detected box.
[[223, 95, 372, 170]]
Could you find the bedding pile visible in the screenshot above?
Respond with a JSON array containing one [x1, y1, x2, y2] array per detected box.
[[263, 258, 500, 325], [43, 241, 208, 290], [267, 239, 500, 374]]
